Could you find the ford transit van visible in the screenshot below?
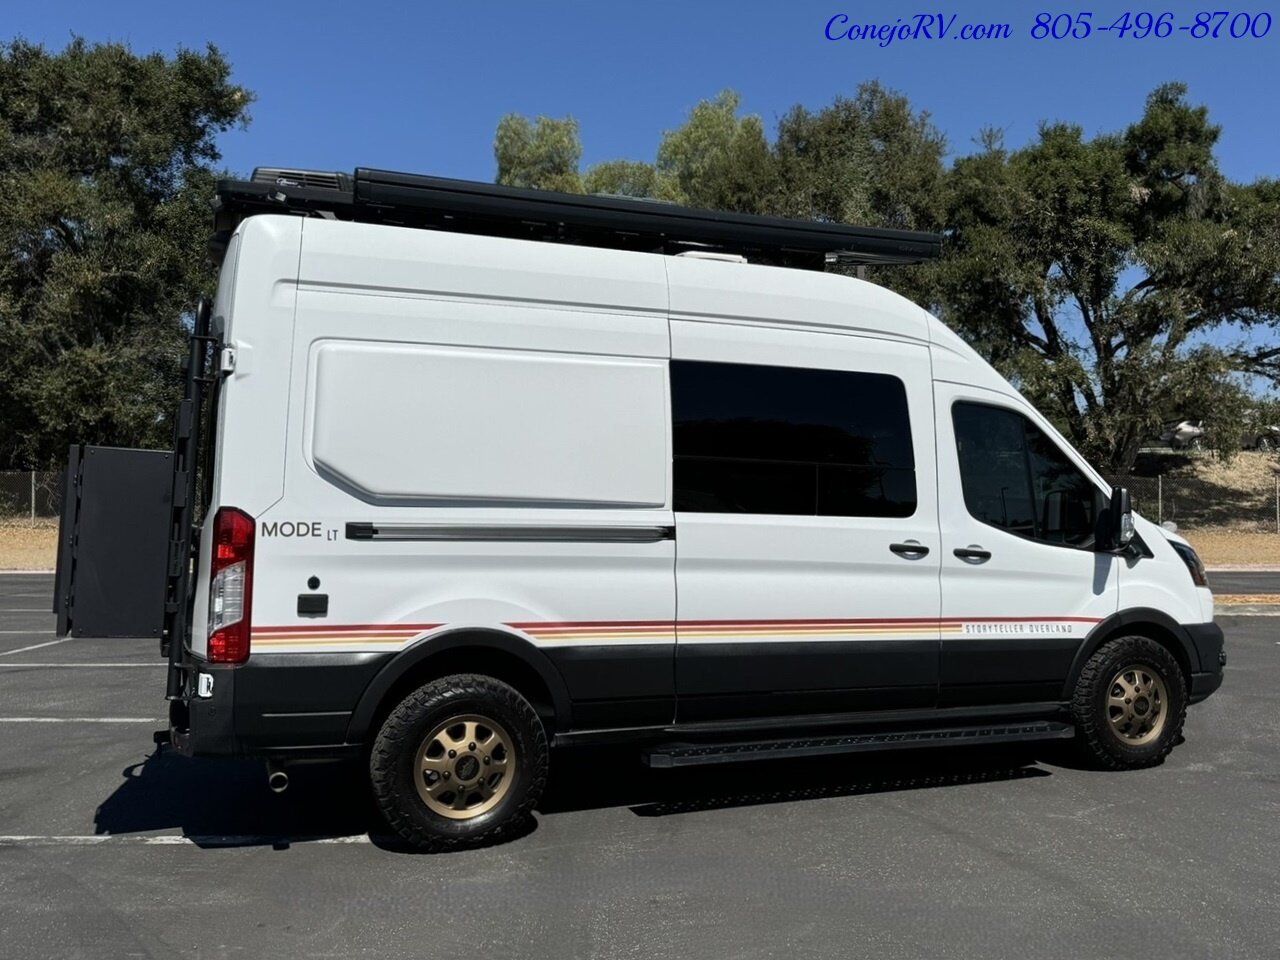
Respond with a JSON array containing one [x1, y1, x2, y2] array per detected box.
[[55, 168, 1224, 850]]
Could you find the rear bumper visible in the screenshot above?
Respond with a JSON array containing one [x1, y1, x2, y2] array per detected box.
[[169, 664, 237, 757], [169, 652, 391, 759], [1186, 621, 1225, 704]]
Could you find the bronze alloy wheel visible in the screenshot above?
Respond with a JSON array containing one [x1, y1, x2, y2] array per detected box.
[[1106, 664, 1169, 746], [414, 714, 515, 820]]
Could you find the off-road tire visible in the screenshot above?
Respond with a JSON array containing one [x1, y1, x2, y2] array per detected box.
[[1070, 636, 1187, 770], [370, 674, 548, 851]]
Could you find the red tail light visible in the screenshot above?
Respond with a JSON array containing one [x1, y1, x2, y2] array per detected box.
[[207, 507, 255, 663]]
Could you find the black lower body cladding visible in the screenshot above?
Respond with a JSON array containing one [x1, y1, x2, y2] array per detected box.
[[1186, 621, 1225, 669], [172, 652, 391, 758], [169, 617, 1227, 758], [1186, 621, 1225, 704]]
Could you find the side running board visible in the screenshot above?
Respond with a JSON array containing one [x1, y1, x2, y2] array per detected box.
[[643, 721, 1074, 769]]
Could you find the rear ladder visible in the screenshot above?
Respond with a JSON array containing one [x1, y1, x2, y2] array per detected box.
[[162, 297, 218, 699]]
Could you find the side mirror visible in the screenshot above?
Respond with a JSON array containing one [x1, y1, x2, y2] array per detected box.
[[1109, 486, 1134, 550]]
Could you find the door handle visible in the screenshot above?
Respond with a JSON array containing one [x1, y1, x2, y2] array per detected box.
[[953, 546, 992, 563], [889, 541, 930, 559]]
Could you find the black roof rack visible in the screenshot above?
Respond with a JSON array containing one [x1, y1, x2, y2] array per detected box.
[[212, 166, 942, 271]]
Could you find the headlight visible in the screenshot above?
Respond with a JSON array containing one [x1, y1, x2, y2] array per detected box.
[[1171, 542, 1208, 587]]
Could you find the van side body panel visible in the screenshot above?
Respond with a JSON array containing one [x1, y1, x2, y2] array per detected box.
[[184, 220, 1219, 759], [666, 259, 942, 721], [243, 220, 677, 731]]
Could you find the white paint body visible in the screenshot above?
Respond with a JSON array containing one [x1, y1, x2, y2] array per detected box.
[[192, 215, 1212, 719]]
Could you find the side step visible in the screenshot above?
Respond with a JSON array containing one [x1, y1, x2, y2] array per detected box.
[[643, 721, 1074, 769]]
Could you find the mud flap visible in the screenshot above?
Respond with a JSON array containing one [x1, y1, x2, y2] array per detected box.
[[54, 444, 174, 638]]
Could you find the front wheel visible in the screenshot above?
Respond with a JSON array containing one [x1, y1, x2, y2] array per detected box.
[[370, 674, 548, 851], [1070, 636, 1187, 770]]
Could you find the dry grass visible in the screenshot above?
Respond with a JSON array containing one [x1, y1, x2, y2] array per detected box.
[[1169, 450, 1280, 488], [1181, 526, 1280, 566], [0, 520, 58, 570]]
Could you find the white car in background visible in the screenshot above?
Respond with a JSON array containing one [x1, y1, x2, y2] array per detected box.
[[1161, 419, 1205, 450]]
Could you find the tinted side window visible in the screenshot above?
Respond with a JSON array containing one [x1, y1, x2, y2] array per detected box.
[[953, 402, 1097, 547], [671, 360, 916, 518]]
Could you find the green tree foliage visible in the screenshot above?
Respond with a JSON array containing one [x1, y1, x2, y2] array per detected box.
[[654, 90, 772, 213], [937, 84, 1280, 471], [0, 37, 251, 469], [496, 85, 946, 237], [767, 83, 946, 301], [771, 82, 946, 232], [493, 83, 946, 304], [581, 159, 681, 202], [493, 114, 583, 193]]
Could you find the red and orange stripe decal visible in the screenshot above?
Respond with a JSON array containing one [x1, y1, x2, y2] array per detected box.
[[508, 620, 676, 644], [253, 623, 442, 649], [249, 616, 1102, 649]]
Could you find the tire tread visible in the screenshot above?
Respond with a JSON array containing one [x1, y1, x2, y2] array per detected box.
[[369, 673, 548, 852], [1071, 636, 1187, 770]]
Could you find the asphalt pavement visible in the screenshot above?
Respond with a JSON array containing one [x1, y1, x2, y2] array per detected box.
[[0, 573, 1276, 960], [1209, 571, 1280, 594]]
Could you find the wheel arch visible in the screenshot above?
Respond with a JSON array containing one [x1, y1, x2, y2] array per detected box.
[[1062, 608, 1200, 699], [346, 627, 573, 747]]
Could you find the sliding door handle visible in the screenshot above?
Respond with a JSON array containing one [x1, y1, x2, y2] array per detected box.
[[889, 541, 930, 559], [953, 546, 992, 563]]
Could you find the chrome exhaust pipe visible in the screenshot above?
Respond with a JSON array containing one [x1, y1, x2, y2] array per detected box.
[[266, 762, 289, 794]]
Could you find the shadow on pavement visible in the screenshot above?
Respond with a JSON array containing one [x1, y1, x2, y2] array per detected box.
[[93, 749, 375, 847], [541, 743, 1051, 818], [94, 742, 1053, 851]]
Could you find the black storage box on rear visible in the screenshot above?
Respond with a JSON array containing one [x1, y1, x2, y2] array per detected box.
[[54, 445, 174, 638]]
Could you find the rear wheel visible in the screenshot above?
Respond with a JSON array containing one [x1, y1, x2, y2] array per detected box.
[[1070, 636, 1187, 770], [370, 674, 548, 851]]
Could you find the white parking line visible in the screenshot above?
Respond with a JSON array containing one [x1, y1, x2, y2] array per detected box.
[[0, 834, 373, 846], [0, 638, 68, 655], [2, 609, 55, 613], [0, 717, 162, 723]]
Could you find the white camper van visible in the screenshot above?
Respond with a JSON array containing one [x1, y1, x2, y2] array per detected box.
[[55, 169, 1223, 851]]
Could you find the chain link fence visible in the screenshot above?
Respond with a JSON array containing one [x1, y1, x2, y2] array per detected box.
[[2, 467, 1278, 532], [0, 471, 64, 526], [1105, 471, 1280, 533]]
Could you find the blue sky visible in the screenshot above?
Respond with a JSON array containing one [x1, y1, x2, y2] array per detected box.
[[9, 1, 1278, 384], [9, 1, 1278, 183]]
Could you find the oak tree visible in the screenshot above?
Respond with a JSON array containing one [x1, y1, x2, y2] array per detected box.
[[0, 37, 251, 468], [936, 84, 1280, 471]]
